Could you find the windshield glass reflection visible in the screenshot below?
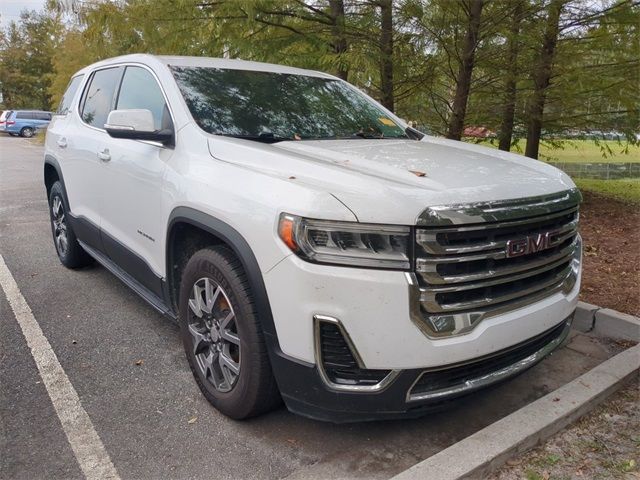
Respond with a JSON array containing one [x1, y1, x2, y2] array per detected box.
[[170, 66, 407, 142]]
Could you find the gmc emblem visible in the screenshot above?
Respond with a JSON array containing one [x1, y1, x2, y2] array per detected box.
[[506, 229, 562, 258]]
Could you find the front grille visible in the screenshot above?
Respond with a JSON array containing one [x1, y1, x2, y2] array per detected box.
[[409, 319, 569, 399], [415, 200, 580, 328], [318, 322, 389, 386]]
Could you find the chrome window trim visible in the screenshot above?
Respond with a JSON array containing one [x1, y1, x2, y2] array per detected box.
[[313, 315, 400, 393], [416, 189, 582, 226], [406, 316, 573, 402]]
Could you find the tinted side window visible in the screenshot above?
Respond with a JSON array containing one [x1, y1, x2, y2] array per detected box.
[[16, 112, 33, 119], [35, 112, 50, 121], [116, 66, 169, 130], [57, 75, 84, 115], [81, 67, 122, 128]]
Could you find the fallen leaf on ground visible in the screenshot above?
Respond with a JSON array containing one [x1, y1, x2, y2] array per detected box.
[[188, 416, 197, 424], [135, 359, 144, 366]]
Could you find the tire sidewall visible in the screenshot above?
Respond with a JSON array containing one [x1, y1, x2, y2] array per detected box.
[[21, 127, 34, 138], [48, 183, 71, 263]]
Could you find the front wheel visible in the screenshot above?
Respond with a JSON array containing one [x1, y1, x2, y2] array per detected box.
[[179, 246, 280, 419]]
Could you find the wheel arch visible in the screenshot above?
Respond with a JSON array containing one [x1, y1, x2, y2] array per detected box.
[[44, 155, 67, 203], [166, 207, 278, 340]]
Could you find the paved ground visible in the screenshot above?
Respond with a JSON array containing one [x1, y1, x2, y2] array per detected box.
[[0, 135, 626, 480]]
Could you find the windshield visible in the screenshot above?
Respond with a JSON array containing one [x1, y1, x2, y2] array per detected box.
[[170, 66, 407, 142]]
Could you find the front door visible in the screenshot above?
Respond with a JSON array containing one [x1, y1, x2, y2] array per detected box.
[[98, 65, 174, 297]]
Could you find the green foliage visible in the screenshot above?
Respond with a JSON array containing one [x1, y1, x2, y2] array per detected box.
[[574, 178, 640, 204], [472, 138, 640, 162], [0, 9, 64, 110], [0, 0, 637, 158]]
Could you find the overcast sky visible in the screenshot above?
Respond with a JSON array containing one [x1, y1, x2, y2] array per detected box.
[[1, 0, 48, 29]]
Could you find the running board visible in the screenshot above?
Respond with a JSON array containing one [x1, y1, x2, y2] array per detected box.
[[78, 240, 177, 322]]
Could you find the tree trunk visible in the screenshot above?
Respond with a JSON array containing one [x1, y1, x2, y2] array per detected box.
[[446, 0, 484, 140], [525, 0, 565, 159], [329, 0, 348, 80], [379, 0, 394, 111], [498, 0, 524, 151]]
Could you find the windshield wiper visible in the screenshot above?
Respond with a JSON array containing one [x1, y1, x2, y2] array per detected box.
[[219, 133, 292, 143], [352, 131, 384, 139]]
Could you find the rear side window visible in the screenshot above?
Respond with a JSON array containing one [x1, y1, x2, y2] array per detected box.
[[16, 112, 34, 119], [56, 75, 84, 115], [35, 112, 51, 121], [116, 66, 169, 131], [80, 67, 122, 128]]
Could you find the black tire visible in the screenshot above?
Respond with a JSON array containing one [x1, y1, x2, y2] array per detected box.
[[20, 127, 34, 138], [48, 181, 93, 269], [179, 246, 280, 419]]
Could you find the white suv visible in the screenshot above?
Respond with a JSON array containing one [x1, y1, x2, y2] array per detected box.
[[44, 54, 581, 422]]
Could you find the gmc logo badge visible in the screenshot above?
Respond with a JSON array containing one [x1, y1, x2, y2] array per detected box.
[[506, 229, 562, 258]]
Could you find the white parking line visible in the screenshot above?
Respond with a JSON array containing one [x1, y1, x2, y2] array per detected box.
[[0, 254, 120, 480]]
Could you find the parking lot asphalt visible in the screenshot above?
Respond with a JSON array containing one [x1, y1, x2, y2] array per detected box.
[[0, 135, 625, 480]]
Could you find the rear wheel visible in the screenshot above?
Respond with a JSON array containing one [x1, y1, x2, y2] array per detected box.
[[20, 127, 34, 138], [48, 181, 92, 269], [179, 246, 280, 419]]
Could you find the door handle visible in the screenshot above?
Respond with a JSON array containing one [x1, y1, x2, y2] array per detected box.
[[97, 149, 111, 162], [57, 138, 67, 148]]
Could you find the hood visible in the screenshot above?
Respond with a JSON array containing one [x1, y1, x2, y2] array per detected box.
[[207, 135, 575, 225]]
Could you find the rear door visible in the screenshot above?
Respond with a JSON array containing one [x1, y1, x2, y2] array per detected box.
[[63, 66, 123, 251], [97, 65, 174, 296], [46, 75, 85, 169]]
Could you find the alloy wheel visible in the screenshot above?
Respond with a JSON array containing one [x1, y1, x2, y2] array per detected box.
[[52, 196, 69, 256], [187, 277, 241, 392]]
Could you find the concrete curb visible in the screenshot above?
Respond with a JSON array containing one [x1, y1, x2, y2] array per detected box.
[[573, 301, 600, 332], [573, 301, 640, 341], [593, 308, 640, 342], [390, 343, 640, 480]]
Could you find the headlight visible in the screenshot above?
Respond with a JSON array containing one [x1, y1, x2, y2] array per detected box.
[[278, 213, 411, 270]]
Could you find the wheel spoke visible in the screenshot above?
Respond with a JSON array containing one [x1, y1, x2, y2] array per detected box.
[[220, 329, 239, 346], [220, 310, 234, 329], [202, 350, 216, 380], [202, 278, 220, 315], [188, 284, 204, 317], [188, 323, 209, 355], [219, 352, 240, 375]]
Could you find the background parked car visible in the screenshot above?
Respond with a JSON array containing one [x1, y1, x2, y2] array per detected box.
[[0, 110, 9, 130], [0, 110, 53, 137]]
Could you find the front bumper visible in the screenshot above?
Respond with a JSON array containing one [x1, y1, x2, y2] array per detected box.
[[269, 314, 573, 422]]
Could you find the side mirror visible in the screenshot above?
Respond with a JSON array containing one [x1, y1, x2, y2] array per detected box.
[[104, 109, 173, 145]]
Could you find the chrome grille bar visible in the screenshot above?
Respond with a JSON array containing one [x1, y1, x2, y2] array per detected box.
[[416, 214, 578, 255], [420, 261, 574, 313], [417, 236, 579, 284]]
